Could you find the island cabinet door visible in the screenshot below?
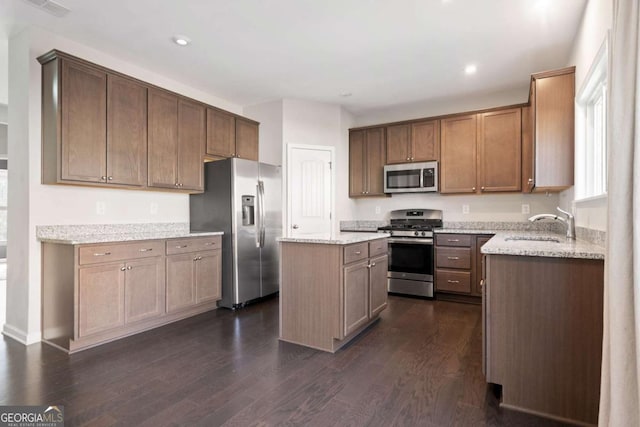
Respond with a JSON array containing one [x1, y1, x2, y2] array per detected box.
[[78, 263, 125, 338], [369, 254, 388, 317], [343, 260, 370, 337], [166, 253, 196, 313], [124, 257, 165, 325]]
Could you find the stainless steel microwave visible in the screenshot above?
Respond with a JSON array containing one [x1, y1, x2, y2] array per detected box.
[[384, 161, 438, 193]]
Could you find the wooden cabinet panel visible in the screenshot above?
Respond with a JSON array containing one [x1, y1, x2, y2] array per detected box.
[[206, 108, 236, 158], [386, 124, 411, 164], [107, 75, 147, 186], [177, 99, 205, 191], [236, 118, 259, 161], [195, 251, 222, 304], [411, 120, 440, 162], [166, 253, 196, 313], [366, 128, 386, 196], [343, 261, 370, 337], [478, 108, 522, 192], [349, 130, 366, 196], [522, 104, 535, 192], [78, 241, 164, 266], [436, 247, 472, 269], [124, 257, 165, 324], [436, 270, 471, 293], [369, 239, 388, 257], [61, 60, 107, 183], [344, 242, 368, 264], [166, 236, 221, 255], [474, 236, 492, 296], [148, 89, 179, 188], [369, 254, 388, 317], [440, 115, 477, 193], [532, 70, 575, 191], [435, 234, 472, 247], [78, 263, 125, 337]]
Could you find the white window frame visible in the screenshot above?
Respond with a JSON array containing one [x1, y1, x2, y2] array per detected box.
[[575, 34, 609, 202]]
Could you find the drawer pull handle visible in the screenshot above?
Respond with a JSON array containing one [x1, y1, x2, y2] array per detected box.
[[176, 245, 188, 249], [139, 248, 153, 252], [447, 239, 460, 242], [204, 242, 215, 246], [94, 252, 111, 257], [447, 256, 460, 260], [447, 280, 460, 284], [355, 251, 361, 255]]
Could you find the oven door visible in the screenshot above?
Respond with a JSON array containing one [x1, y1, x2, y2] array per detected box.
[[387, 238, 434, 281]]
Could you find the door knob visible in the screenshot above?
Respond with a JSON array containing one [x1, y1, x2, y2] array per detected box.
[[292, 224, 299, 229]]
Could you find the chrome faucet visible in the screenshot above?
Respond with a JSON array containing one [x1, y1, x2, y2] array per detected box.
[[528, 207, 576, 240]]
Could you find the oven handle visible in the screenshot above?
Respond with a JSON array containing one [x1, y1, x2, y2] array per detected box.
[[387, 238, 434, 244]]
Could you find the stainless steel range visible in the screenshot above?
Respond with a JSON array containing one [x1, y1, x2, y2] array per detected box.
[[378, 209, 443, 298]]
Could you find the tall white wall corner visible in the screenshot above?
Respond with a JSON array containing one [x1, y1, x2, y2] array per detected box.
[[2, 323, 41, 345]]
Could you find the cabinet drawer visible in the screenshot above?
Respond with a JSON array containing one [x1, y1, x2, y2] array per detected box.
[[369, 239, 388, 257], [436, 247, 471, 269], [78, 241, 164, 265], [436, 270, 471, 293], [435, 233, 472, 247], [166, 236, 221, 255], [344, 242, 369, 264]]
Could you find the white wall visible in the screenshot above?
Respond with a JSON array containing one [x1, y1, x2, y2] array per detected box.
[[244, 100, 284, 166], [0, 39, 7, 106], [351, 82, 559, 222], [5, 27, 243, 344], [560, 0, 612, 231]]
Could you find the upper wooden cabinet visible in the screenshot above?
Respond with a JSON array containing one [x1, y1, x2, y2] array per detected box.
[[206, 109, 259, 161], [349, 128, 386, 197], [440, 109, 521, 194], [39, 49, 257, 193], [523, 67, 575, 192], [386, 120, 440, 164]]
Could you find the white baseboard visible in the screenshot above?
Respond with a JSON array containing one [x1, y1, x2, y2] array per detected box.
[[2, 323, 41, 345]]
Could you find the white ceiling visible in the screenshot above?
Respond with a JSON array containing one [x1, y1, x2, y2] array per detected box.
[[0, 0, 587, 115]]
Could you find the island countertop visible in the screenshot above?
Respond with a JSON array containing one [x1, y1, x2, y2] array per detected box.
[[278, 232, 389, 245]]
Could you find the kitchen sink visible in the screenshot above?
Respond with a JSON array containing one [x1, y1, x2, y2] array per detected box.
[[505, 236, 561, 243]]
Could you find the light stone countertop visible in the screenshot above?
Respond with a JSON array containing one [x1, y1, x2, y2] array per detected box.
[[278, 232, 389, 245], [36, 223, 224, 245], [481, 231, 605, 260]]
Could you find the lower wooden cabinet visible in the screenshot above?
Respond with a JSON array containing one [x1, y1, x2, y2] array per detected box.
[[435, 233, 493, 303], [42, 235, 222, 353], [280, 238, 389, 352]]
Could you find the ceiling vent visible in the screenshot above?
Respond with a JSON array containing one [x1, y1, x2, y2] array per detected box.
[[22, 0, 70, 17]]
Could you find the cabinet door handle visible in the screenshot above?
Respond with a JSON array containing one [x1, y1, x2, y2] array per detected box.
[[447, 239, 460, 242], [108, 176, 113, 181], [481, 186, 485, 191], [406, 157, 410, 161], [193, 257, 198, 261], [93, 252, 111, 257], [120, 266, 126, 271], [472, 187, 476, 191], [480, 279, 485, 289], [447, 256, 460, 260], [127, 265, 132, 270], [447, 280, 460, 284], [198, 256, 202, 260], [371, 262, 376, 267], [100, 176, 107, 181], [175, 183, 180, 187], [528, 178, 534, 184], [139, 248, 153, 252]]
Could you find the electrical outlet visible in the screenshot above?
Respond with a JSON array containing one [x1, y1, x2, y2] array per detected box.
[[96, 201, 106, 216], [521, 204, 530, 214], [462, 204, 470, 215], [375, 206, 381, 215], [150, 202, 159, 215]]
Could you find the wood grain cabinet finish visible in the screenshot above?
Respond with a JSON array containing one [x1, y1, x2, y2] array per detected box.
[[279, 238, 389, 352], [523, 67, 575, 192], [484, 254, 603, 425], [177, 99, 205, 191], [235, 118, 259, 161], [41, 235, 222, 353], [441, 109, 521, 194], [349, 128, 386, 197], [206, 108, 236, 158], [386, 120, 440, 164], [435, 233, 493, 301]]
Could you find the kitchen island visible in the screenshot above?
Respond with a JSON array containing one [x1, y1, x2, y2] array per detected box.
[[278, 232, 389, 352]]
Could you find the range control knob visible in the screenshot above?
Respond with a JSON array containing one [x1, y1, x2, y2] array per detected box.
[[414, 231, 419, 236], [422, 231, 426, 236]]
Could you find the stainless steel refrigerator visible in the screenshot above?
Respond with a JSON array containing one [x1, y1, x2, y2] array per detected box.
[[189, 158, 282, 309]]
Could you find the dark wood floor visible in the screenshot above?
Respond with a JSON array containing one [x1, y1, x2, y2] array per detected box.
[[0, 296, 569, 426]]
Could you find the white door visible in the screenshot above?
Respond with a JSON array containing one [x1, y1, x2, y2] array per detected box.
[[287, 145, 333, 237]]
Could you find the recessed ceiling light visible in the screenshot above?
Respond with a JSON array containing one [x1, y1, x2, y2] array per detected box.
[[173, 35, 191, 46], [339, 92, 353, 97], [464, 64, 477, 75]]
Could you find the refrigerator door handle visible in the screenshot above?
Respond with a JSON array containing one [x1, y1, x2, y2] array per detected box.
[[258, 180, 266, 248]]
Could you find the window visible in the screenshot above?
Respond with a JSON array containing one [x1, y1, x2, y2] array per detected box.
[[576, 35, 608, 200]]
